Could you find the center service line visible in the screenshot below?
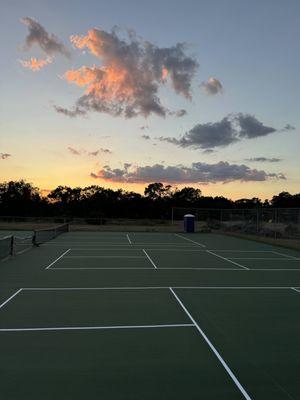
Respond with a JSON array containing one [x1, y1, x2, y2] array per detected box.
[[169, 287, 253, 400]]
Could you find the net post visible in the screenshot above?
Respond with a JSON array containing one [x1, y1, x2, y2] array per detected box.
[[10, 236, 14, 256], [33, 231, 38, 247]]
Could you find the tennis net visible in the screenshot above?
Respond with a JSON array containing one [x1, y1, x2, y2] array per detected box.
[[34, 223, 69, 245], [0, 235, 14, 260], [14, 234, 34, 255]]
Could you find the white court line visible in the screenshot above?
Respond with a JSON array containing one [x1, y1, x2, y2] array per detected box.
[[271, 251, 299, 260], [207, 250, 249, 270], [291, 287, 300, 293], [22, 286, 295, 291], [0, 289, 23, 310], [15, 247, 32, 255], [126, 234, 132, 244], [228, 257, 300, 260], [142, 249, 158, 269], [48, 267, 300, 271], [169, 288, 252, 400], [45, 249, 71, 270], [48, 247, 206, 251], [0, 323, 194, 332], [50, 267, 155, 270], [65, 256, 145, 259], [175, 234, 206, 248], [44, 242, 195, 245]]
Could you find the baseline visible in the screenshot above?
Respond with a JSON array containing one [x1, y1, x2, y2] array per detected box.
[[0, 323, 194, 332]]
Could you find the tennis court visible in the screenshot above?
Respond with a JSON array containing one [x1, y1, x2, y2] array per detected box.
[[0, 230, 300, 399]]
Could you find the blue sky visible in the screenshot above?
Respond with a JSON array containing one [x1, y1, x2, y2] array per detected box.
[[1, 0, 299, 199]]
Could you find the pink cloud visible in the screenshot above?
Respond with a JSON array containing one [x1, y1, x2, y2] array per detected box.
[[20, 57, 53, 71]]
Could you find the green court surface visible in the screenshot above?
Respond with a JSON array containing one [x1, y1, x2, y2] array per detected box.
[[0, 232, 300, 399]]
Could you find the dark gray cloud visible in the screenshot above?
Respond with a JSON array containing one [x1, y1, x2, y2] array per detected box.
[[235, 113, 276, 138], [54, 105, 87, 118], [141, 134, 151, 140], [56, 28, 198, 118], [0, 153, 11, 160], [201, 77, 223, 95], [90, 161, 285, 184], [159, 113, 292, 150], [158, 115, 237, 149], [245, 157, 282, 163], [21, 17, 70, 57]]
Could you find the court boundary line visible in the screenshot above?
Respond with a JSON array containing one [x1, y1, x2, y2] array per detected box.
[[126, 234, 132, 244], [50, 267, 156, 270], [0, 323, 194, 332], [174, 234, 206, 248], [21, 286, 297, 291], [0, 288, 23, 310], [65, 256, 146, 259], [45, 249, 71, 270], [169, 287, 252, 400], [47, 267, 300, 271], [291, 287, 300, 293], [228, 257, 300, 260], [14, 245, 34, 255], [142, 249, 158, 269], [206, 250, 249, 270], [272, 251, 299, 260]]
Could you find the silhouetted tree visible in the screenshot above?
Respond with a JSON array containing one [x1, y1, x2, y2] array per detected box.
[[0, 180, 299, 218]]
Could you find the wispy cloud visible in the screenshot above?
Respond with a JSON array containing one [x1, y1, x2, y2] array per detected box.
[[19, 56, 53, 71], [68, 147, 112, 156], [21, 17, 70, 57], [0, 153, 11, 160], [201, 77, 223, 95], [90, 161, 286, 184], [158, 113, 292, 150], [67, 146, 81, 155], [55, 27, 198, 118], [281, 124, 295, 132], [174, 109, 187, 117], [54, 105, 86, 118], [88, 148, 112, 156], [245, 157, 282, 163]]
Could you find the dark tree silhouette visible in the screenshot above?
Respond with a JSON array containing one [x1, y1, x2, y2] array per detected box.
[[0, 180, 299, 218]]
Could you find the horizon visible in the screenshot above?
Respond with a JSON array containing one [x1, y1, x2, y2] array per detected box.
[[1, 0, 299, 201]]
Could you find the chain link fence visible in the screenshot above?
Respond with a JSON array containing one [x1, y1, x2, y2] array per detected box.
[[172, 207, 300, 248]]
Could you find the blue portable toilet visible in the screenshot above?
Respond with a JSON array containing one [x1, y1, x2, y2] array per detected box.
[[184, 214, 195, 233]]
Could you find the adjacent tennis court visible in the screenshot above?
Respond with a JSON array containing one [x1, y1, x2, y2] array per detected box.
[[0, 230, 300, 399]]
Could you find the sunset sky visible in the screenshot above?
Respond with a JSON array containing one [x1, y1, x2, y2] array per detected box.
[[1, 0, 299, 199]]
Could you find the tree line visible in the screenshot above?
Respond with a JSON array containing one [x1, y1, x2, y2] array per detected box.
[[0, 180, 299, 219]]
